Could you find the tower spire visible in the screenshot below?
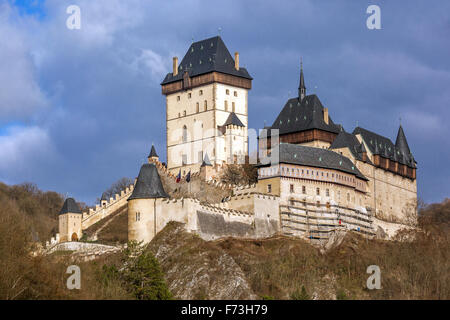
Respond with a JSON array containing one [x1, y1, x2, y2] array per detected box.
[[299, 58, 306, 101]]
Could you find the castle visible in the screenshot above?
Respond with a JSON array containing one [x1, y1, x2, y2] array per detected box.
[[52, 36, 418, 248]]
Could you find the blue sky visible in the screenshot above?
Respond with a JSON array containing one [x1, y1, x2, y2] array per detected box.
[[0, 0, 449, 205]]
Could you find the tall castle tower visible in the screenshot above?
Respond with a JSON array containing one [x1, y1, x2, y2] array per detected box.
[[161, 36, 252, 176]]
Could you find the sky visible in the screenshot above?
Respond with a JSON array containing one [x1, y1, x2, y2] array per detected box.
[[0, 0, 449, 205]]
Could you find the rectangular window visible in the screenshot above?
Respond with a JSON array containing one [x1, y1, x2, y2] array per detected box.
[[225, 100, 228, 111], [199, 90, 203, 96], [326, 189, 330, 197], [232, 102, 235, 112], [267, 184, 272, 193], [177, 96, 180, 101], [290, 184, 294, 193], [302, 186, 306, 194], [188, 93, 192, 98], [234, 91, 237, 97], [316, 188, 320, 196]]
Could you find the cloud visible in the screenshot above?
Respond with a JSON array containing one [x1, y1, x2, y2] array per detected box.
[[0, 125, 58, 179], [0, 3, 48, 122]]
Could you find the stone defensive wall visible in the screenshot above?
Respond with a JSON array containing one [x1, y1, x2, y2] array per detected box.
[[82, 183, 135, 230], [151, 192, 281, 242]]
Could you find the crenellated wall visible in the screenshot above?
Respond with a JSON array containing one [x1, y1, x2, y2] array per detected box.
[[82, 183, 135, 230]]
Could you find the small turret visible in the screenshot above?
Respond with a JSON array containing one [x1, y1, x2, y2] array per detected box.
[[148, 144, 159, 163], [101, 192, 108, 207], [58, 198, 82, 242], [298, 59, 306, 101], [200, 153, 214, 180], [128, 163, 168, 244]]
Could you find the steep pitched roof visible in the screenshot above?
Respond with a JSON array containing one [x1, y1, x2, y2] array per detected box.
[[161, 36, 252, 85], [101, 192, 108, 201], [128, 163, 169, 200], [59, 198, 82, 215], [353, 126, 416, 168], [269, 95, 341, 135], [395, 125, 411, 156], [330, 129, 371, 163], [259, 143, 368, 180], [223, 112, 245, 127], [148, 145, 158, 158]]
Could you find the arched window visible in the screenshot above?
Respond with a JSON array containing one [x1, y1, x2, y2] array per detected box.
[[204, 100, 207, 111], [182, 125, 188, 143], [196, 102, 199, 113]]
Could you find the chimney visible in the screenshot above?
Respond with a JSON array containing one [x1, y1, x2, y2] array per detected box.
[[173, 57, 178, 76], [323, 108, 329, 125], [235, 52, 239, 70]]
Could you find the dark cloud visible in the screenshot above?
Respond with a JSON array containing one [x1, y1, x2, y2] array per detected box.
[[0, 0, 449, 204]]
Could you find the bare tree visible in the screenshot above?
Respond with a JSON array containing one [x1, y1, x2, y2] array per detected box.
[[103, 177, 134, 199]]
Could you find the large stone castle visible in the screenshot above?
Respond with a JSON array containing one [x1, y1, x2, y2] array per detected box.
[[53, 36, 417, 247]]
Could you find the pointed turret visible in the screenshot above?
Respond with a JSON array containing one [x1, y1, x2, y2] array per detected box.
[[58, 198, 82, 242], [298, 59, 306, 101], [395, 125, 411, 156], [59, 198, 81, 215], [148, 144, 159, 162], [128, 163, 168, 200]]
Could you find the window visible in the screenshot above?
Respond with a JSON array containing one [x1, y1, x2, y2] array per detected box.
[[204, 100, 207, 111], [234, 91, 237, 97], [226, 89, 230, 95], [177, 96, 180, 101], [196, 102, 199, 113], [302, 186, 306, 194], [267, 184, 272, 193], [182, 125, 188, 143], [183, 110, 186, 117], [182, 154, 187, 165], [232, 102, 235, 112], [326, 189, 330, 197], [225, 100, 228, 111], [316, 188, 320, 196], [199, 90, 203, 96], [135, 212, 140, 221], [188, 93, 192, 98], [290, 184, 294, 193]]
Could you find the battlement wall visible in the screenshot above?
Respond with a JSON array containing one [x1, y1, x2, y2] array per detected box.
[[82, 183, 134, 230]]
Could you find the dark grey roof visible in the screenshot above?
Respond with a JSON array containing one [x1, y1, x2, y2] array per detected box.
[[223, 112, 245, 127], [161, 36, 252, 85], [268, 95, 341, 135], [259, 143, 368, 181], [330, 129, 370, 163], [59, 198, 82, 215], [201, 153, 212, 167], [101, 192, 108, 201], [353, 126, 416, 168], [128, 163, 169, 200], [395, 125, 411, 156], [148, 145, 158, 158]]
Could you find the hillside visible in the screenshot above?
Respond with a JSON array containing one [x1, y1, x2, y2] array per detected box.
[[0, 181, 448, 299]]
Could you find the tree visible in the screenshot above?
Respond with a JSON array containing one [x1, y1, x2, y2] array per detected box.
[[122, 246, 172, 300], [103, 177, 134, 199]]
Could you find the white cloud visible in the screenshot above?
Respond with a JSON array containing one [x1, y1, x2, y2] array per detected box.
[[0, 126, 57, 177]]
